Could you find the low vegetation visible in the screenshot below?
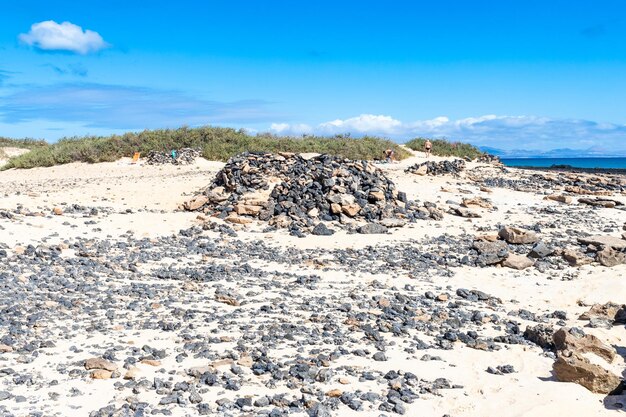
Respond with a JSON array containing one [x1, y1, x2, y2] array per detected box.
[[405, 137, 483, 159], [0, 137, 47, 161], [0, 137, 48, 149], [1, 127, 411, 170]]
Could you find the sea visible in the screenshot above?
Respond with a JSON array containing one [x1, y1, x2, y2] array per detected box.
[[500, 157, 626, 170]]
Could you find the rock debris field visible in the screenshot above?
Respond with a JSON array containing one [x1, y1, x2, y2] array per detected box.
[[0, 150, 625, 417]]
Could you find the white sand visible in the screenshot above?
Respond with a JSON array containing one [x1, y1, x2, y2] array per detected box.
[[0, 152, 624, 416]]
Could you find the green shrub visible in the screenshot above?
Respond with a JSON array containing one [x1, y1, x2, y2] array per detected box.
[[405, 137, 483, 159], [2, 126, 411, 170], [0, 137, 48, 149]]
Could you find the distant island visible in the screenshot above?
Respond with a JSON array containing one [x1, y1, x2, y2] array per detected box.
[[480, 146, 626, 159]]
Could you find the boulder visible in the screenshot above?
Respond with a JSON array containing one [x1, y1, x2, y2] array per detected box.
[[412, 164, 428, 175], [523, 324, 554, 349], [368, 191, 385, 201], [529, 241, 553, 258], [234, 204, 262, 216], [124, 367, 140, 380], [427, 207, 444, 220], [498, 227, 538, 244], [461, 197, 493, 209], [183, 195, 209, 211], [449, 207, 481, 218], [473, 240, 508, 254], [327, 193, 355, 206], [357, 224, 388, 235], [206, 190, 228, 203], [90, 370, 113, 380], [545, 194, 572, 204], [578, 198, 621, 208], [596, 247, 626, 267], [52, 207, 63, 215], [562, 249, 593, 266], [341, 204, 361, 217], [311, 223, 335, 236], [225, 215, 252, 225], [579, 302, 626, 324], [578, 235, 626, 250], [553, 354, 622, 394], [85, 357, 118, 372], [553, 327, 615, 363], [269, 214, 291, 228], [475, 234, 499, 242], [502, 253, 535, 270], [379, 218, 407, 228], [473, 240, 508, 265]]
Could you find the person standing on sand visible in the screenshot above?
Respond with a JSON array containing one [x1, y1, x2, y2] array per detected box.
[[424, 140, 432, 158], [383, 148, 395, 162]]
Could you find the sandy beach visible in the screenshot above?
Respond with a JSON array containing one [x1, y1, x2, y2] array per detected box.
[[0, 149, 625, 417]]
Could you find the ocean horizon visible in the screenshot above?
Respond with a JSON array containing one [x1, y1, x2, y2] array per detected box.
[[500, 157, 626, 170]]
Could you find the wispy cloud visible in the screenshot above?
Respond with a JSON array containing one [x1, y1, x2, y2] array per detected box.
[[0, 70, 12, 86], [580, 18, 621, 38], [271, 114, 626, 151], [0, 83, 271, 129], [580, 24, 606, 38], [45, 63, 88, 77], [19, 21, 109, 54]]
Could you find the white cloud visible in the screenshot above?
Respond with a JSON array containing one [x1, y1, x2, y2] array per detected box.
[[269, 114, 626, 152], [319, 114, 402, 134], [19, 21, 109, 54], [271, 122, 313, 135], [0, 83, 270, 129]]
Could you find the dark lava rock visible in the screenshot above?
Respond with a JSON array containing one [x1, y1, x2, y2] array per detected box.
[[529, 241, 554, 259], [524, 324, 555, 350], [311, 223, 335, 236]]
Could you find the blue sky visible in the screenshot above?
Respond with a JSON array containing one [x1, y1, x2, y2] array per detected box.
[[1, 0, 626, 152]]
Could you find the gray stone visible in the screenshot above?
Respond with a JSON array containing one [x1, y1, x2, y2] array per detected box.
[[529, 241, 553, 258], [357, 224, 388, 235]]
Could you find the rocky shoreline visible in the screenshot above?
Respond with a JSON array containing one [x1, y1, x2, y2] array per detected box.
[[500, 163, 626, 176], [0, 152, 624, 416]]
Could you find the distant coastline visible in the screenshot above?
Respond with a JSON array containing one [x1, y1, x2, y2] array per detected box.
[[500, 157, 626, 174]]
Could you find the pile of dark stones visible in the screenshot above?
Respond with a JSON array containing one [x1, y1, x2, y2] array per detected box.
[[475, 154, 500, 164], [184, 152, 443, 232], [146, 148, 202, 165], [470, 169, 626, 194], [405, 159, 466, 176]]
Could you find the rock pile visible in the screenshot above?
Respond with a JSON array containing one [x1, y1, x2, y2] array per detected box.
[[575, 234, 626, 267], [472, 168, 626, 194], [476, 154, 501, 164], [471, 227, 626, 270], [471, 226, 540, 269], [184, 152, 442, 230], [405, 159, 466, 176], [146, 148, 201, 165]]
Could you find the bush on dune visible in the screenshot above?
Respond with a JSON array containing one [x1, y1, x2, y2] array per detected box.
[[0, 137, 48, 149], [1, 126, 412, 170], [405, 137, 483, 159]]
